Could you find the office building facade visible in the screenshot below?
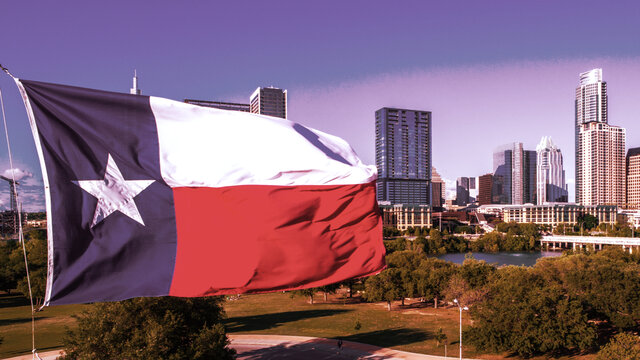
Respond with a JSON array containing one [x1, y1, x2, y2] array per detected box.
[[478, 174, 493, 205], [503, 204, 617, 227], [627, 147, 640, 208], [431, 167, 445, 208], [375, 107, 432, 205], [492, 144, 513, 204], [523, 150, 537, 204], [574, 69, 624, 204], [493, 142, 536, 205], [456, 177, 470, 206], [379, 204, 432, 231], [536, 136, 568, 204], [577, 121, 626, 206], [250, 87, 287, 119]]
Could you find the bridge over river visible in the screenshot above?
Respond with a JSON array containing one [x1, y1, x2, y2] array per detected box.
[[541, 235, 640, 253]]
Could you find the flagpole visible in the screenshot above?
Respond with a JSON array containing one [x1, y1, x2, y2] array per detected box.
[[0, 64, 39, 360]]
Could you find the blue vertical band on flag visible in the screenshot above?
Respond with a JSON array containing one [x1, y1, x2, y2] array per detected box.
[[20, 80, 178, 305]]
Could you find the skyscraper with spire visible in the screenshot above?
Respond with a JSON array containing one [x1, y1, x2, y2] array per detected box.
[[130, 70, 141, 95], [536, 136, 567, 204]]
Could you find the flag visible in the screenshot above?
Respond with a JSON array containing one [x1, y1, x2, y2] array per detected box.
[[16, 79, 385, 306]]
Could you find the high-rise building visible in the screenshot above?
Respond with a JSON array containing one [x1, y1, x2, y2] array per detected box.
[[536, 136, 568, 204], [575, 69, 607, 202], [575, 69, 626, 206], [511, 143, 525, 204], [184, 99, 250, 112], [375, 107, 432, 205], [523, 150, 537, 204], [431, 167, 445, 208], [493, 142, 536, 205], [577, 122, 626, 205], [628, 148, 640, 208], [492, 144, 514, 204], [250, 87, 287, 119], [456, 177, 470, 206], [478, 174, 493, 205], [130, 70, 141, 95]]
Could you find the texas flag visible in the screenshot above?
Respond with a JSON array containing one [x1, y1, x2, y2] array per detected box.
[[15, 79, 385, 306]]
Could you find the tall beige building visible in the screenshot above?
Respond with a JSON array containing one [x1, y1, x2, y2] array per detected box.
[[577, 122, 626, 205], [575, 69, 626, 206], [628, 148, 640, 208]]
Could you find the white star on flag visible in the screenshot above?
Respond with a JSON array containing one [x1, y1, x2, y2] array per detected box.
[[73, 154, 155, 227]]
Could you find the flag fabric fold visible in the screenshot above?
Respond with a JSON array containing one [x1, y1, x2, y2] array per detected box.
[[16, 79, 385, 306]]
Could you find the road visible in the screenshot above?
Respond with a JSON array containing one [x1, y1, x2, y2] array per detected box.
[[3, 335, 478, 360]]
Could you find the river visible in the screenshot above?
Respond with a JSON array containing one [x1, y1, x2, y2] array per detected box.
[[436, 251, 563, 267]]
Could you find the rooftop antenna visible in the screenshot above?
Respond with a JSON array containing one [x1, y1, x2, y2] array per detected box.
[[130, 69, 141, 95]]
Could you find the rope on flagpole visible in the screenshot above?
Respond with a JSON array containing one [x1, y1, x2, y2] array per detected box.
[[0, 65, 40, 360]]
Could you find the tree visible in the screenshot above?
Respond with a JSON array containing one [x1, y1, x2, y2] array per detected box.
[[11, 231, 48, 307], [364, 268, 403, 311], [319, 283, 341, 302], [577, 214, 598, 231], [466, 266, 596, 358], [596, 333, 640, 360], [383, 227, 401, 238], [434, 327, 448, 357], [61, 297, 235, 360], [415, 258, 456, 308], [384, 238, 408, 254], [0, 241, 19, 293], [291, 288, 316, 304], [386, 250, 426, 305]]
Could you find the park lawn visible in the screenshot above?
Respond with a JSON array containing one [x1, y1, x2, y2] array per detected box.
[[223, 291, 596, 360], [0, 294, 88, 358], [0, 290, 596, 359]]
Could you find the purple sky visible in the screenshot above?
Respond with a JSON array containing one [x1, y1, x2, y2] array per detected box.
[[1, 0, 639, 209]]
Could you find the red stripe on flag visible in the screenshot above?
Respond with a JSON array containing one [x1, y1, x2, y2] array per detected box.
[[169, 182, 385, 297]]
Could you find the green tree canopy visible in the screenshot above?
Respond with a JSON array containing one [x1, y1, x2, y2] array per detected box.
[[62, 297, 235, 360], [364, 268, 403, 311], [596, 332, 640, 360], [466, 266, 596, 358]]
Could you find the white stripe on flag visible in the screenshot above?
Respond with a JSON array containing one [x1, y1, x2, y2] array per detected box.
[[150, 97, 376, 188]]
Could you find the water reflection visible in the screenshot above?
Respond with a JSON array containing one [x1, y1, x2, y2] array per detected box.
[[436, 251, 562, 267]]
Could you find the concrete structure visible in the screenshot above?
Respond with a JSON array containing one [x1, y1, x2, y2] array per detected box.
[[431, 167, 445, 208], [184, 99, 250, 112], [375, 107, 432, 205], [541, 235, 640, 254], [577, 121, 626, 205], [129, 70, 141, 95], [627, 147, 640, 208], [250, 87, 287, 118], [379, 203, 432, 231], [502, 203, 617, 227], [536, 136, 568, 204], [478, 174, 493, 205]]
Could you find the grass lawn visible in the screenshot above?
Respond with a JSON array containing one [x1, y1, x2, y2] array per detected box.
[[0, 294, 88, 358], [0, 290, 596, 359], [223, 290, 596, 360]]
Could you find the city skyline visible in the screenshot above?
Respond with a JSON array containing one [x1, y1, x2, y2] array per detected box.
[[1, 1, 640, 210]]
